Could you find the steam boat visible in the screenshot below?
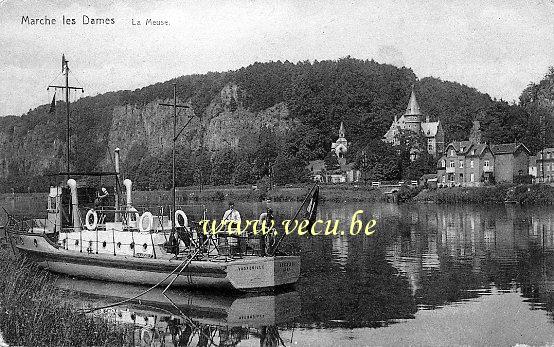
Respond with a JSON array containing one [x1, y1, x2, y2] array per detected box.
[[5, 55, 318, 292]]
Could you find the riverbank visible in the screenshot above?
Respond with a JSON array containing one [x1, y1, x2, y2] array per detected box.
[[414, 184, 554, 204], [131, 183, 385, 203], [0, 249, 133, 346]]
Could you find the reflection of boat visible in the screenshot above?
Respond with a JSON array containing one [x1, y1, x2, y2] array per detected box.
[[6, 55, 319, 292], [56, 277, 300, 346], [56, 277, 301, 327]]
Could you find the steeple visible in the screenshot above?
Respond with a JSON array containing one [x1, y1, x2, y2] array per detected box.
[[404, 85, 422, 116], [339, 121, 345, 138]]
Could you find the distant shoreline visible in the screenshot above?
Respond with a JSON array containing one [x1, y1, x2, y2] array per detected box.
[[413, 184, 554, 205], [4, 183, 553, 205]]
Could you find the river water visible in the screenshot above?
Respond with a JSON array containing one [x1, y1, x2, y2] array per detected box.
[[1, 194, 554, 346]]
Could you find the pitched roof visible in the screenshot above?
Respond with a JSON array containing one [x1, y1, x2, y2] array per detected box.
[[421, 122, 439, 137], [404, 88, 422, 116], [404, 86, 421, 116], [307, 160, 326, 173], [490, 143, 530, 155], [420, 173, 437, 180], [446, 141, 472, 153], [471, 143, 489, 156]]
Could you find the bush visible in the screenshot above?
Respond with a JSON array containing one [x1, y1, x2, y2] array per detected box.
[[397, 184, 423, 203], [0, 254, 133, 346]]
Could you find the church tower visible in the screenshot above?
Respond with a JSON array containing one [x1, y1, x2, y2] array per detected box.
[[331, 122, 348, 166], [403, 86, 422, 133], [383, 85, 444, 156]]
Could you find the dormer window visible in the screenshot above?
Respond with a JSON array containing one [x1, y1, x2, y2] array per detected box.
[[450, 149, 455, 156]]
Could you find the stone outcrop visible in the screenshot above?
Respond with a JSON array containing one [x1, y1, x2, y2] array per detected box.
[[0, 82, 296, 178]]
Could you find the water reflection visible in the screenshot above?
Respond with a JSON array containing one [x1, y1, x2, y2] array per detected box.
[[293, 203, 554, 331], [56, 278, 300, 346], [3, 195, 554, 345]]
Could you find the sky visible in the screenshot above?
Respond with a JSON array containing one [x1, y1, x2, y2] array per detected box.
[[1, 0, 554, 117]]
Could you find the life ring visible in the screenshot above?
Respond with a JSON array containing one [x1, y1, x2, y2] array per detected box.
[[85, 209, 98, 230], [175, 210, 188, 228], [139, 212, 153, 232]]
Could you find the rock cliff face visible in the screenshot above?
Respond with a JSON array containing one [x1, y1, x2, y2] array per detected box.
[[0, 115, 62, 178], [106, 83, 296, 166], [0, 81, 296, 184]]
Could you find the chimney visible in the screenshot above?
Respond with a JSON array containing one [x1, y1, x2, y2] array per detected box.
[[123, 179, 133, 207], [67, 179, 81, 231]]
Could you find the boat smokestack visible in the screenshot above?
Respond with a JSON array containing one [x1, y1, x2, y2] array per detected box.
[[123, 179, 132, 207], [67, 179, 81, 231]]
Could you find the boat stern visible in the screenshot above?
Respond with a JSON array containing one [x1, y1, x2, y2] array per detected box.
[[226, 256, 300, 291]]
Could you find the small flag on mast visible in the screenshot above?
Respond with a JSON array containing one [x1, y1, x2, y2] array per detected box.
[[48, 92, 56, 114], [62, 54, 67, 73]]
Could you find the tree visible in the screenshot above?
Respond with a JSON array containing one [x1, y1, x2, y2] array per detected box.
[[233, 155, 256, 185], [192, 148, 211, 187], [272, 150, 309, 185], [356, 140, 400, 181], [210, 148, 237, 185], [324, 151, 340, 171]]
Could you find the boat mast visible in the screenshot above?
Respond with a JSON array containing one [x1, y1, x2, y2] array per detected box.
[[48, 55, 83, 180], [65, 57, 70, 179], [159, 83, 190, 246]]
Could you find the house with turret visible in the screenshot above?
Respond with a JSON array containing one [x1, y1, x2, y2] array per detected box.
[[383, 87, 445, 157]]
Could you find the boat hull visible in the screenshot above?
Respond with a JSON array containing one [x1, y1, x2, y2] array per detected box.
[[9, 231, 300, 291]]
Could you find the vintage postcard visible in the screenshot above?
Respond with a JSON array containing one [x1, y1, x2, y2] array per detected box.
[[1, 1, 553, 346]]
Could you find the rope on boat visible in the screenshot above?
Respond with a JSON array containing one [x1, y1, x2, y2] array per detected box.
[[81, 237, 210, 313]]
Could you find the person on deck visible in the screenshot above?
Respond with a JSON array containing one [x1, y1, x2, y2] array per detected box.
[[222, 202, 241, 223], [221, 202, 241, 256], [258, 208, 275, 256], [94, 187, 109, 209]]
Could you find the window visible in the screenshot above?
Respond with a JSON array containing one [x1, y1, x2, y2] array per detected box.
[[459, 160, 464, 168], [471, 149, 475, 155], [540, 163, 543, 171], [428, 144, 433, 151], [441, 159, 446, 167], [484, 160, 490, 167], [470, 160, 474, 168], [547, 164, 551, 172], [450, 149, 455, 156], [470, 173, 475, 182], [450, 161, 455, 168]]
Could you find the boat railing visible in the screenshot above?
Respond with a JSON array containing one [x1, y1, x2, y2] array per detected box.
[[4, 213, 51, 233], [53, 204, 280, 258]]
